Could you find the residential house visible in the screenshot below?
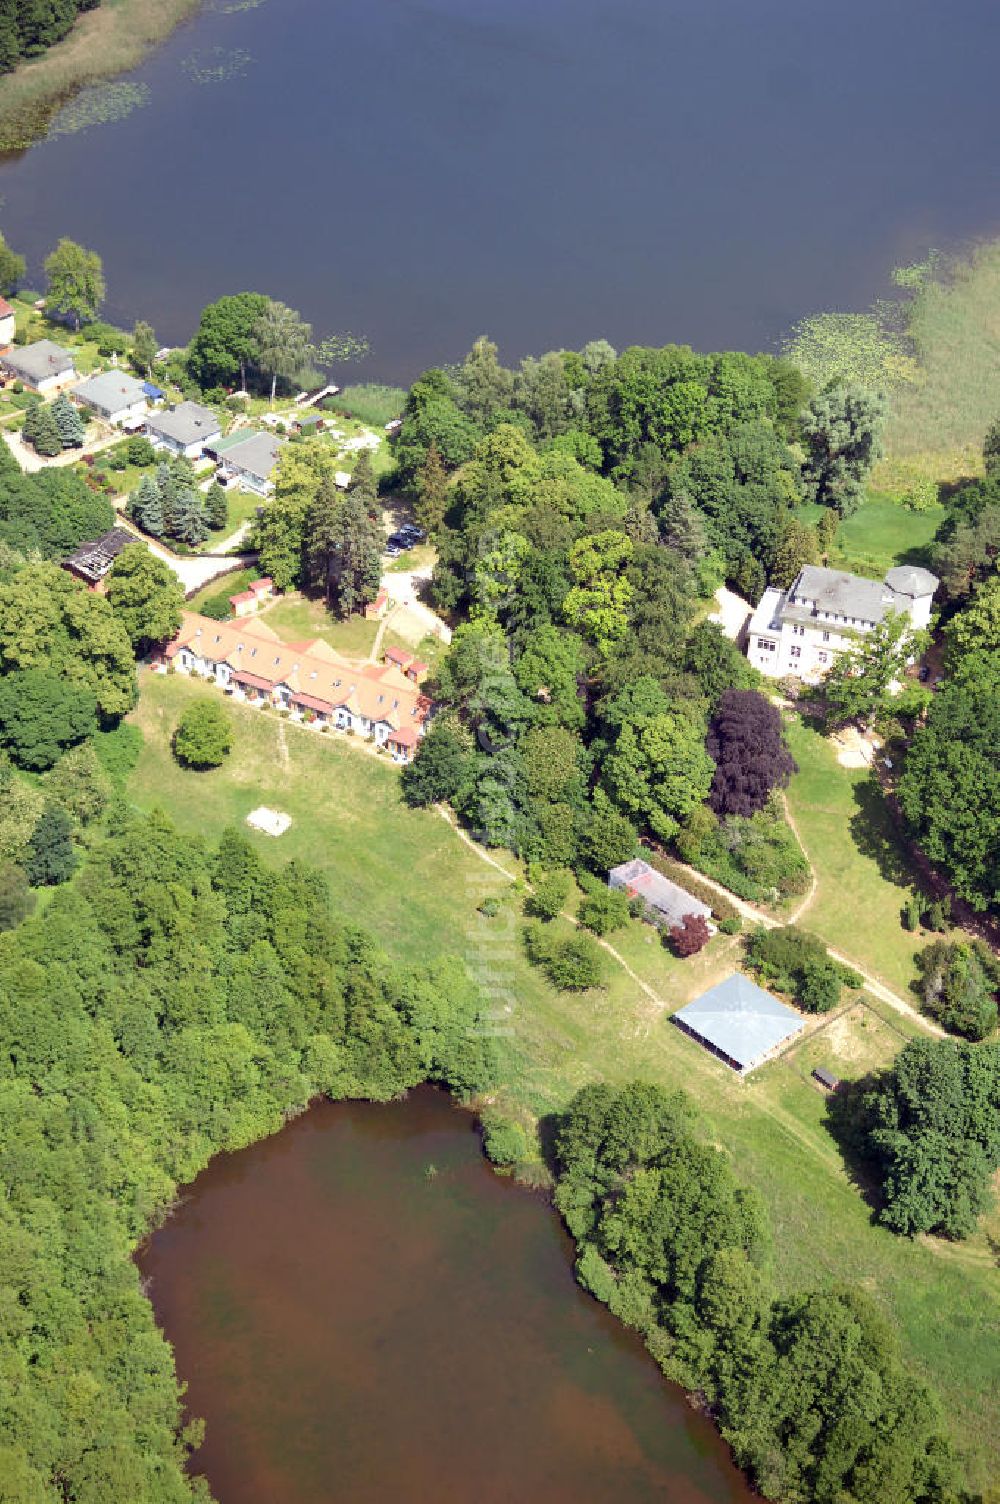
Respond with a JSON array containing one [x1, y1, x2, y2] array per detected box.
[[63, 527, 137, 590], [207, 431, 285, 495], [228, 577, 274, 618], [608, 858, 714, 932], [2, 339, 76, 393], [0, 298, 15, 347], [72, 370, 148, 426], [161, 612, 433, 761], [145, 401, 222, 459], [746, 563, 938, 683]]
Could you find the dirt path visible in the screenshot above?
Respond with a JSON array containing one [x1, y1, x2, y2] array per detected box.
[[664, 842, 943, 1038], [437, 796, 942, 1038]]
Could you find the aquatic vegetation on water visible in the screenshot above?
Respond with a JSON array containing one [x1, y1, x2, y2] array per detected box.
[[182, 46, 254, 85], [211, 0, 268, 10], [783, 311, 920, 393], [46, 83, 151, 140]]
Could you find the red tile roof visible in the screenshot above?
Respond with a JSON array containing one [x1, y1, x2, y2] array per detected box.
[[168, 612, 433, 732], [0, 298, 12, 318]]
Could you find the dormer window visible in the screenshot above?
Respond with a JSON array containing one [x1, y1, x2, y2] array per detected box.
[[310, 671, 317, 680], [250, 648, 257, 657], [274, 656, 281, 665], [214, 634, 221, 644]]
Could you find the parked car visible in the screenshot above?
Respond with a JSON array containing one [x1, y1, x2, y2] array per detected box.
[[385, 543, 402, 558]]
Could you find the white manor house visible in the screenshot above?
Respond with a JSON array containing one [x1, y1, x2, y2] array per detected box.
[[747, 563, 938, 682]]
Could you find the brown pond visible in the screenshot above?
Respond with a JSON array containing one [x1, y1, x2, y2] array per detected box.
[[138, 1088, 756, 1504]]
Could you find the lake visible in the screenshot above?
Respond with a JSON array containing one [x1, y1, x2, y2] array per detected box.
[[1, 0, 999, 382], [138, 1088, 755, 1503]]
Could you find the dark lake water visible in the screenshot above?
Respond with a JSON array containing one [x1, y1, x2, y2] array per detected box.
[[1, 0, 1000, 382], [138, 1088, 755, 1503]]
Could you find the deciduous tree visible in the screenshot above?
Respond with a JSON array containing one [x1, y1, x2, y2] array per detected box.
[[173, 699, 232, 768], [0, 668, 96, 769], [43, 237, 105, 329], [801, 383, 885, 515], [106, 544, 184, 650], [706, 689, 797, 817]]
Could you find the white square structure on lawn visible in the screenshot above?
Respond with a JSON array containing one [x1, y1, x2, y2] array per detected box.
[[246, 806, 292, 837], [673, 973, 804, 1074]]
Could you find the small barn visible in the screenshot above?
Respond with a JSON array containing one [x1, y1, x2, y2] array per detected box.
[[673, 973, 804, 1074]]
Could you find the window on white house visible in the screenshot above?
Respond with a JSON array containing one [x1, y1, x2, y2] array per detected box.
[[822, 631, 830, 642], [790, 645, 802, 658], [818, 652, 828, 663]]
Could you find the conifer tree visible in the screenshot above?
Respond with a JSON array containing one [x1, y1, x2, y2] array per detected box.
[[415, 439, 449, 535], [328, 486, 384, 616], [206, 480, 229, 530], [51, 392, 85, 449], [131, 473, 163, 536], [24, 803, 77, 887], [23, 401, 62, 457], [660, 490, 706, 562], [170, 488, 208, 546]]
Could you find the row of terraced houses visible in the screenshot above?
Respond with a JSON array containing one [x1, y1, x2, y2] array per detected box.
[[159, 612, 433, 761]]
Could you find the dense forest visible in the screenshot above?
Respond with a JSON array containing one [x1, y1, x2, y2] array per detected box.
[[351, 336, 999, 920], [0, 0, 99, 72]]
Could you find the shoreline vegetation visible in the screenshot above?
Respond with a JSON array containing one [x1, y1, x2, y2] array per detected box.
[[0, 0, 202, 152]]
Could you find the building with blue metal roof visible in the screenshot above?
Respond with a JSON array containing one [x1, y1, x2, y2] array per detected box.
[[673, 973, 804, 1074]]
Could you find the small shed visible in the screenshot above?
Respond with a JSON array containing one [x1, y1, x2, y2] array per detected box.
[[812, 1067, 841, 1091]]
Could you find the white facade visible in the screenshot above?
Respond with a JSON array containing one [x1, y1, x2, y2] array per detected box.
[[747, 564, 938, 682], [0, 311, 15, 347]]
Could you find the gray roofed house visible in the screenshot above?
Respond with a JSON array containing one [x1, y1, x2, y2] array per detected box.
[[3, 339, 76, 392], [72, 370, 148, 424], [609, 857, 713, 931], [207, 430, 285, 494], [787, 564, 900, 625], [145, 401, 222, 458], [884, 565, 940, 600], [673, 973, 805, 1073]]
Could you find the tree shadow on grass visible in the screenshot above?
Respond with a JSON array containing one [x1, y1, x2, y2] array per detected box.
[[823, 1075, 886, 1227], [848, 776, 916, 892]]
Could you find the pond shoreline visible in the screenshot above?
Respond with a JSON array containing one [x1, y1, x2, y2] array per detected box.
[[0, 0, 203, 152]]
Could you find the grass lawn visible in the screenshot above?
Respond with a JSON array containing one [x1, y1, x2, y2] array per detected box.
[[257, 593, 381, 658], [798, 491, 944, 580], [783, 717, 930, 996], [127, 670, 1000, 1487]]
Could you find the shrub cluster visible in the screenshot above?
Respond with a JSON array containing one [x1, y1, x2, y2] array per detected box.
[[745, 924, 861, 1012]]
